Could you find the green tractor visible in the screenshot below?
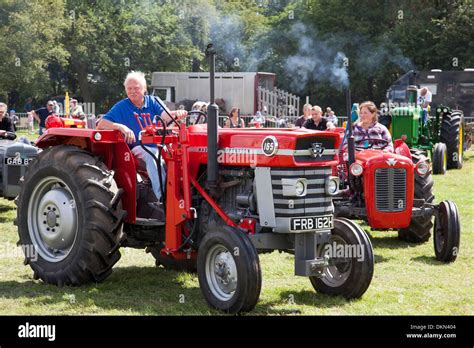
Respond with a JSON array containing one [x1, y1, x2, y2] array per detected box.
[[390, 85, 464, 174]]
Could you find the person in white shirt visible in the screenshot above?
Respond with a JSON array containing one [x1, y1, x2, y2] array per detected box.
[[417, 87, 432, 125]]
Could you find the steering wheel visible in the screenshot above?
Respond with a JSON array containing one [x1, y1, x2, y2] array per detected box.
[[186, 110, 207, 126], [0, 131, 17, 141], [354, 138, 390, 150]]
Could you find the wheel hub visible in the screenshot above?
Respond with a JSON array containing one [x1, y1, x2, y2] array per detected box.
[[214, 252, 237, 292], [206, 245, 238, 301], [28, 177, 79, 263]]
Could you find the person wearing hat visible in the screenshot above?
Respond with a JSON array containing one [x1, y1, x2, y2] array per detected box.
[[70, 99, 85, 119]]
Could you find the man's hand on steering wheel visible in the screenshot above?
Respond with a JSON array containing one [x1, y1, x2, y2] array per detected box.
[[171, 109, 188, 121]]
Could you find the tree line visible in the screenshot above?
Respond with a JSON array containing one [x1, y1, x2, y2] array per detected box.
[[0, 0, 472, 115]]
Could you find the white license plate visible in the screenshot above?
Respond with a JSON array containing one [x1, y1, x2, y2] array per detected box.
[[290, 215, 334, 232], [4, 157, 30, 166]]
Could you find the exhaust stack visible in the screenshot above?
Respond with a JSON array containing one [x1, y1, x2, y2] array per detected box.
[[206, 43, 219, 196]]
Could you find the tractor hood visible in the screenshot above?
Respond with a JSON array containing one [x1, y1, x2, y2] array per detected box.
[[355, 149, 413, 168], [187, 125, 341, 168]]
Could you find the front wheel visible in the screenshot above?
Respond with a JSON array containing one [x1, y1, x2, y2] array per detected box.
[[310, 218, 374, 299], [434, 201, 460, 262], [197, 227, 261, 314]]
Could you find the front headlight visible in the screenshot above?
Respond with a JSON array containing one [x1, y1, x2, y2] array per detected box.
[[282, 178, 308, 197], [295, 180, 306, 196], [326, 176, 339, 195], [350, 163, 364, 176], [416, 161, 430, 176]]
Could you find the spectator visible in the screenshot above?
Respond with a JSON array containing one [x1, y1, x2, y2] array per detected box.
[[324, 107, 332, 118], [0, 103, 14, 133], [303, 105, 335, 130], [70, 99, 85, 119], [97, 71, 187, 202], [250, 111, 266, 127], [351, 101, 393, 152], [24, 97, 33, 112], [224, 107, 245, 128], [326, 110, 338, 127], [29, 100, 54, 135], [52, 100, 60, 114], [295, 103, 312, 128], [417, 87, 432, 125], [27, 111, 35, 134], [9, 109, 19, 131]]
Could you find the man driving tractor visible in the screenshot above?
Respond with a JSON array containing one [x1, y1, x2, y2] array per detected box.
[[97, 71, 187, 202]]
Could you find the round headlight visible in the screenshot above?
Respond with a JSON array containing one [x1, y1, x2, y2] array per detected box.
[[326, 177, 339, 195], [350, 163, 364, 176], [94, 132, 102, 141], [295, 180, 306, 196], [416, 161, 430, 176], [437, 108, 441, 113], [443, 108, 448, 113]]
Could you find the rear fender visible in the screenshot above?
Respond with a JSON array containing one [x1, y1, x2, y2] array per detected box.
[[36, 129, 137, 223]]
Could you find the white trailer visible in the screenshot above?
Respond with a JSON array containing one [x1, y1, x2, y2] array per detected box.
[[150, 71, 299, 117]]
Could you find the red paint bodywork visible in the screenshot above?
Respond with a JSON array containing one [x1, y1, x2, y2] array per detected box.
[[354, 150, 414, 228], [35, 125, 340, 231], [335, 130, 418, 229]]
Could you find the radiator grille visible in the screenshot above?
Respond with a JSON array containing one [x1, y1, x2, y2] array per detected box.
[[271, 167, 333, 218], [375, 168, 406, 212]]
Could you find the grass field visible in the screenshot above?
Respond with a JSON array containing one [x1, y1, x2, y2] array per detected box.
[[0, 141, 472, 315]]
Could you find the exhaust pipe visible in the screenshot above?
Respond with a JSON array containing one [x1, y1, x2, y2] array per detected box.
[[206, 43, 219, 196], [346, 88, 355, 166]]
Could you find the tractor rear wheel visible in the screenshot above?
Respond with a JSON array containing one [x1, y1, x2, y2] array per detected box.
[[434, 201, 460, 262], [398, 150, 434, 243], [16, 145, 125, 286], [310, 218, 374, 299], [197, 226, 261, 314], [440, 111, 464, 169], [432, 143, 447, 175]]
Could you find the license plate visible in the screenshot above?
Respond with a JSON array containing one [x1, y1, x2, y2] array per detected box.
[[290, 215, 334, 232], [4, 157, 30, 166]]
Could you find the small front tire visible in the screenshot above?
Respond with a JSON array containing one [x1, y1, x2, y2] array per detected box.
[[197, 227, 261, 314], [310, 218, 374, 299]]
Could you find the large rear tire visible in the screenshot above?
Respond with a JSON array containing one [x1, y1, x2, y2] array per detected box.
[[434, 201, 460, 262], [310, 218, 374, 299], [197, 226, 261, 314], [432, 143, 447, 175], [16, 145, 125, 286], [398, 150, 434, 243], [440, 111, 464, 169]]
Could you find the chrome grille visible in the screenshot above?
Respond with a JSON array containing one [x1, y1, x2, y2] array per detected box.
[[375, 168, 406, 212], [271, 167, 333, 218]]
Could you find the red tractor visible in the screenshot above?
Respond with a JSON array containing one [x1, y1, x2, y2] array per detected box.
[[333, 99, 460, 262], [15, 47, 374, 313]]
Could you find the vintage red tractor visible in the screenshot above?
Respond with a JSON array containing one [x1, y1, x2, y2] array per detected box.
[[15, 48, 374, 313], [333, 99, 460, 262]]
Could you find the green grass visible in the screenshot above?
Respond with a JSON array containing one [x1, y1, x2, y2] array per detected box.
[[0, 152, 473, 315]]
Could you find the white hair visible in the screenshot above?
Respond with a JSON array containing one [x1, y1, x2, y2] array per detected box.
[[124, 71, 147, 90]]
